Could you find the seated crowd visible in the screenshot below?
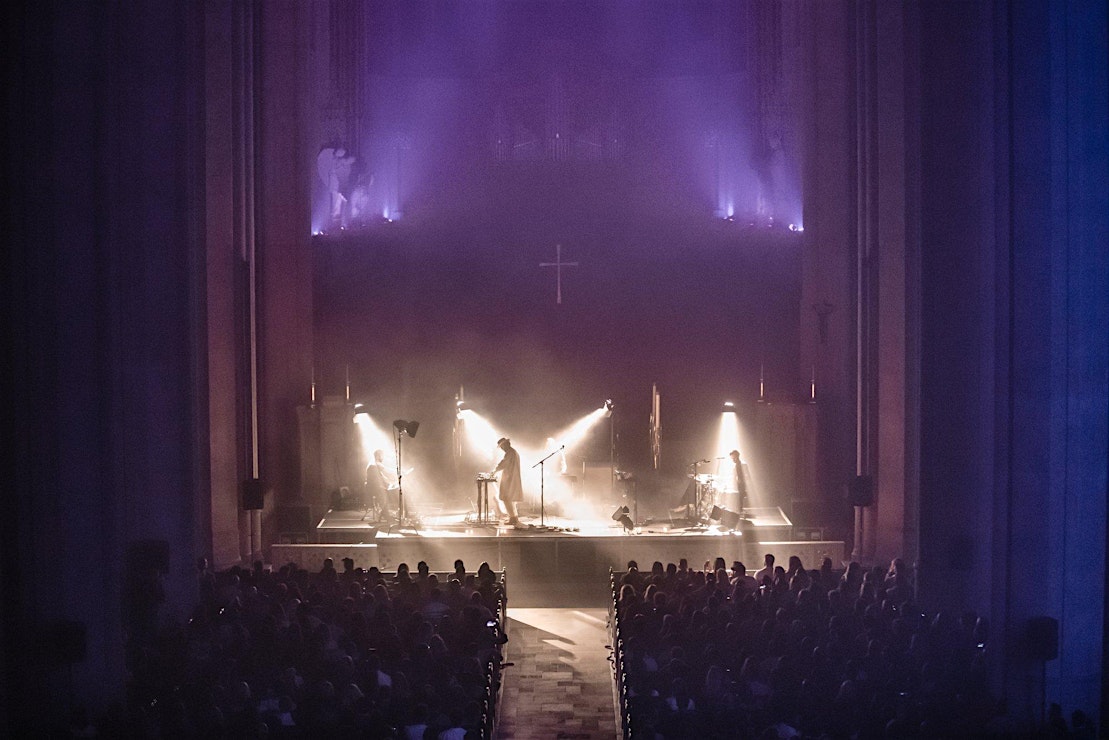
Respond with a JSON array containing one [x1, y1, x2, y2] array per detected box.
[[120, 557, 507, 738], [611, 554, 1001, 739]]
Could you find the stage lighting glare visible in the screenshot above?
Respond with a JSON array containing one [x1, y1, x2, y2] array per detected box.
[[716, 410, 741, 462], [354, 414, 393, 463], [457, 409, 503, 456], [552, 407, 608, 450]]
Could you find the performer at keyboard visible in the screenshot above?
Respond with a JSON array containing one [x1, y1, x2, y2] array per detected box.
[[364, 448, 398, 518], [489, 437, 523, 527]]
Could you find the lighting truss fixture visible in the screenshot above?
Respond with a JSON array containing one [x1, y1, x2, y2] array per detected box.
[[393, 419, 420, 438], [612, 505, 634, 531]]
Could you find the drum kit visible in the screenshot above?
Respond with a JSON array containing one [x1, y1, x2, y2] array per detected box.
[[689, 473, 718, 521]]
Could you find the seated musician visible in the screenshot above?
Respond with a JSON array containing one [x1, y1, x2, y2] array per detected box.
[[364, 449, 397, 517]]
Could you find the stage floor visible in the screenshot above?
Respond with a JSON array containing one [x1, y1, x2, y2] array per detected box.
[[312, 505, 795, 541], [271, 505, 845, 607]]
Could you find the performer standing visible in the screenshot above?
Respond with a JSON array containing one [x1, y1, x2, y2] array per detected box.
[[490, 437, 523, 527], [727, 449, 750, 516]]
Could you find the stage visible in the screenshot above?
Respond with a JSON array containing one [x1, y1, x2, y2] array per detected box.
[[270, 505, 846, 606]]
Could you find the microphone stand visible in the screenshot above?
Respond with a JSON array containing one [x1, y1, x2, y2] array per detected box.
[[533, 445, 564, 528]]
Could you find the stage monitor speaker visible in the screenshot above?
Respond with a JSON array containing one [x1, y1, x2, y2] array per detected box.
[[719, 509, 742, 530], [1025, 616, 1058, 661], [848, 475, 874, 507], [710, 505, 742, 529], [242, 478, 265, 510]]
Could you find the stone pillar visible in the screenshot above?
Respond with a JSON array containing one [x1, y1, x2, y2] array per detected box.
[[255, 4, 316, 553], [799, 0, 858, 545]]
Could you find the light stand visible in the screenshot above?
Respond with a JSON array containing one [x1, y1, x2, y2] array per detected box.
[[533, 444, 564, 528], [616, 470, 637, 528], [604, 399, 615, 499], [612, 505, 634, 533], [392, 419, 419, 530]]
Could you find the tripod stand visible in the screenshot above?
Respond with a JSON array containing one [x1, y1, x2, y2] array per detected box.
[[390, 419, 420, 531]]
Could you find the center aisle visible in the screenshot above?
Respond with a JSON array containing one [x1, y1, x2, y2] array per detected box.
[[496, 608, 622, 739]]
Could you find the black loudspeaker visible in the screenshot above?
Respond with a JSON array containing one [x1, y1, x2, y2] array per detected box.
[[848, 475, 874, 507], [709, 506, 742, 530], [242, 478, 265, 510], [1025, 616, 1059, 661]]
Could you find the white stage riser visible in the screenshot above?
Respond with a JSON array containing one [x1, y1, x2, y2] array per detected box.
[[271, 537, 846, 577]]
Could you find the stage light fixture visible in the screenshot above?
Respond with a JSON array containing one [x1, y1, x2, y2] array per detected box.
[[604, 399, 614, 417], [721, 401, 736, 413], [393, 419, 419, 438], [456, 401, 472, 413], [612, 505, 634, 531]]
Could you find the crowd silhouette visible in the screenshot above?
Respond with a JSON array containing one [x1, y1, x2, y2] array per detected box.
[[610, 555, 1012, 738], [113, 557, 506, 738], [56, 550, 1089, 738]]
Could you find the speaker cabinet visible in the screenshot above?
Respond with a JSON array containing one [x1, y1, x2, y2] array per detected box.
[[242, 478, 265, 510]]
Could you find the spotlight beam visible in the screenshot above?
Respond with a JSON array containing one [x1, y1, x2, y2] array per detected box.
[[549, 407, 608, 451]]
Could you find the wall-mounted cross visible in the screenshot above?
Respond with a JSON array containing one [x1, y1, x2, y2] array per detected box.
[[539, 243, 579, 305]]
